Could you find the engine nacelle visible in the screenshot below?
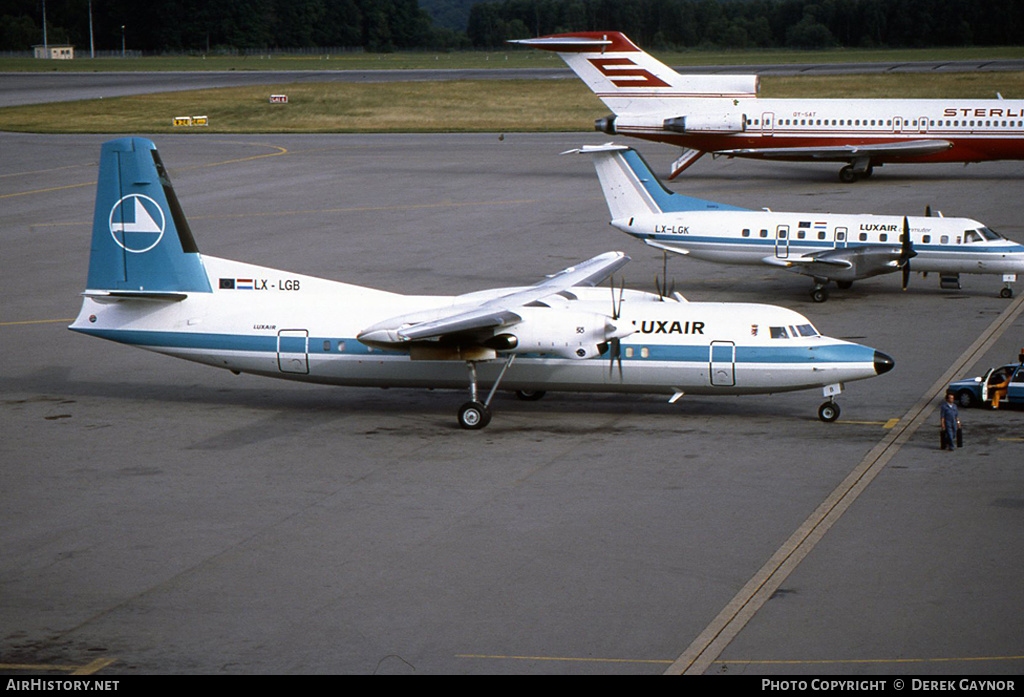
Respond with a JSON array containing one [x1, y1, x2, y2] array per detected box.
[[487, 309, 625, 360], [664, 113, 746, 134], [595, 114, 617, 134]]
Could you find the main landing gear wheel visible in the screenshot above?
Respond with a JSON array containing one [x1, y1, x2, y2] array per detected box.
[[811, 286, 830, 303], [1000, 287, 1014, 299], [839, 165, 859, 183], [458, 401, 491, 430], [818, 401, 841, 423]]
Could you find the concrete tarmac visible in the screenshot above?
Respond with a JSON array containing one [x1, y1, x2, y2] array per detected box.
[[1, 132, 1022, 674]]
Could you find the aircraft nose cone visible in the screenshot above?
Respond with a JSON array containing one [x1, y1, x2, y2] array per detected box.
[[874, 350, 895, 376]]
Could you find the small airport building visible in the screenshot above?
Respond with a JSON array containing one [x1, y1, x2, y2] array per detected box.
[[33, 45, 74, 59]]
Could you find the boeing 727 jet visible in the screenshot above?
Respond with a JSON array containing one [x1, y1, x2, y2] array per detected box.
[[572, 143, 1024, 301], [70, 138, 894, 427], [513, 32, 1024, 182]]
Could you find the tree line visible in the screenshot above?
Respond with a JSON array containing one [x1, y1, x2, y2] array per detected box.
[[468, 0, 1024, 50], [2, 0, 1021, 53]]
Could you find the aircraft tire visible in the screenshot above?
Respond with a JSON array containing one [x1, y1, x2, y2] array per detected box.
[[818, 401, 840, 423], [811, 287, 830, 303], [458, 401, 492, 429], [515, 390, 546, 401], [839, 166, 859, 183], [1000, 287, 1013, 298]]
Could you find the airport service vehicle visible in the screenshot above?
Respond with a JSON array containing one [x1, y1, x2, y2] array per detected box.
[[513, 32, 1024, 182], [572, 143, 1024, 301], [948, 354, 1024, 409], [70, 137, 894, 428]]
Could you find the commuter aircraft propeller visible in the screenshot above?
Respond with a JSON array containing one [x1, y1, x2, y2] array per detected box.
[[573, 143, 1024, 301], [71, 138, 894, 428], [512, 32, 1024, 182]]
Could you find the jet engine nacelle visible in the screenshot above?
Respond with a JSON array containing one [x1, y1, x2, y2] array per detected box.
[[663, 113, 746, 134], [486, 309, 625, 360]]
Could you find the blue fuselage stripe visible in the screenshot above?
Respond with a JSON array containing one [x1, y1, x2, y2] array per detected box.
[[72, 328, 875, 364]]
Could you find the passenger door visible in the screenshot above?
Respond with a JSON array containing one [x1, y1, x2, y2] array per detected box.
[[709, 341, 736, 387], [277, 329, 309, 374]]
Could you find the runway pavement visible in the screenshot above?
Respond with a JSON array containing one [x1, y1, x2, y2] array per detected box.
[[1, 132, 1022, 674], [3, 57, 1023, 107]]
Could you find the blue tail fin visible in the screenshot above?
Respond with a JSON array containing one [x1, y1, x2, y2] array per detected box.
[[572, 144, 749, 219], [87, 137, 211, 294]]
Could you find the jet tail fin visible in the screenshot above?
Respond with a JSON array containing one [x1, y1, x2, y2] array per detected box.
[[566, 144, 748, 219], [86, 137, 211, 294], [510, 32, 758, 113]]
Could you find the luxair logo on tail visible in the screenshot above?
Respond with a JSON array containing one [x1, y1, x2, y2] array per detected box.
[[86, 137, 211, 294], [109, 194, 166, 253]]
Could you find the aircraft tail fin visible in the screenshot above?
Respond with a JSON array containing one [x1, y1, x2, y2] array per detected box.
[[567, 144, 748, 219], [86, 137, 211, 295], [510, 32, 758, 113]]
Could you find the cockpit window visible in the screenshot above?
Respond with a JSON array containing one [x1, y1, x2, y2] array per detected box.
[[770, 324, 819, 339], [965, 229, 983, 243], [978, 227, 1004, 241]]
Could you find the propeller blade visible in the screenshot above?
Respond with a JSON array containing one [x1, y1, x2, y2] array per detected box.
[[900, 217, 915, 291]]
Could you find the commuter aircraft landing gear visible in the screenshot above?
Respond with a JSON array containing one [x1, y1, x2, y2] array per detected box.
[[458, 356, 517, 429], [811, 278, 830, 303], [1000, 274, 1016, 298], [818, 383, 843, 422], [818, 400, 841, 423]]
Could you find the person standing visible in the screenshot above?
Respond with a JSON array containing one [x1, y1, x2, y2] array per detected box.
[[940, 392, 961, 451]]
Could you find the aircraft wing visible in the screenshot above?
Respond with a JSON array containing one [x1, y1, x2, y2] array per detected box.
[[764, 244, 912, 282], [715, 139, 953, 162], [360, 251, 629, 344]]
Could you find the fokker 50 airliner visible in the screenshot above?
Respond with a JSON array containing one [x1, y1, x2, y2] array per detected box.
[[512, 32, 1024, 182], [70, 137, 894, 427], [573, 143, 1024, 301]]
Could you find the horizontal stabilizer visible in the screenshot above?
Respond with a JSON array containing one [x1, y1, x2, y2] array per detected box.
[[82, 290, 188, 302]]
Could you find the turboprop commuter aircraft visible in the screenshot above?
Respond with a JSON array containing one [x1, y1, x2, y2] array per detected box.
[[512, 32, 1024, 182], [70, 137, 895, 427], [573, 143, 1024, 302]]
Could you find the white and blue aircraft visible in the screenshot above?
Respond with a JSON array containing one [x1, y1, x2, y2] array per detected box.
[[70, 137, 894, 427], [573, 143, 1024, 302]]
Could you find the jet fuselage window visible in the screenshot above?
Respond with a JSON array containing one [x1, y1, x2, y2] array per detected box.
[[880, 233, 888, 242], [859, 233, 868, 241], [760, 229, 768, 237], [742, 228, 751, 237]]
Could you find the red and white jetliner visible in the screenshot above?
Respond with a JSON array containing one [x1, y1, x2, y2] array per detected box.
[[512, 32, 1024, 182]]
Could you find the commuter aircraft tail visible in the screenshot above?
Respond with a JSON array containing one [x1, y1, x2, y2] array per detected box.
[[70, 137, 894, 427], [513, 32, 1024, 181], [572, 143, 1024, 301]]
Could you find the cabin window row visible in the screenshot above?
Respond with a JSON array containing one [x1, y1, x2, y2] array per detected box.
[[741, 228, 843, 241], [746, 118, 1024, 128]]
